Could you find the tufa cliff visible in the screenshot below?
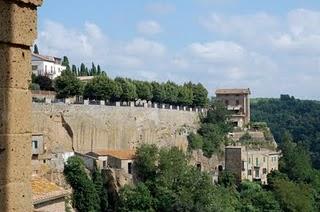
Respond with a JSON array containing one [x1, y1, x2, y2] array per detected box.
[[32, 103, 200, 154]]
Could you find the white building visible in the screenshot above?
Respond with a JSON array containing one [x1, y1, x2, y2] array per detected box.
[[32, 53, 66, 79]]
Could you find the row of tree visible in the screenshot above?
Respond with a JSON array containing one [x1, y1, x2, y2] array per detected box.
[[83, 75, 208, 106], [32, 69, 208, 106], [62, 56, 105, 77]]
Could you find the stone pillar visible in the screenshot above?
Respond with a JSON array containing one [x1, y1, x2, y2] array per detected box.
[[116, 101, 121, 107], [0, 0, 42, 211], [84, 99, 89, 105], [176, 106, 179, 111], [153, 103, 158, 108], [130, 101, 135, 107], [100, 100, 105, 105]]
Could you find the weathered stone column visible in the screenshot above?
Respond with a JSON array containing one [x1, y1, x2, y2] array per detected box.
[[0, 0, 42, 211]]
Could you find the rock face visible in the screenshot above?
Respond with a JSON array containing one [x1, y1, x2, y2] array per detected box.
[[32, 103, 200, 154]]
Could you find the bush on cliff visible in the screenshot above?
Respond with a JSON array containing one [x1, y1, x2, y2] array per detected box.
[[64, 156, 101, 212]]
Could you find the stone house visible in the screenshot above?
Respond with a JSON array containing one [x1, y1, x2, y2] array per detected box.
[[215, 88, 251, 128], [32, 53, 66, 79], [81, 149, 136, 175], [32, 177, 70, 212], [225, 146, 280, 184]]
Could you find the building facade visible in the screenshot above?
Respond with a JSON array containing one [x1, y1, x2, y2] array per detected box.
[[215, 88, 251, 128], [79, 149, 135, 175], [32, 53, 66, 79], [225, 146, 280, 184]]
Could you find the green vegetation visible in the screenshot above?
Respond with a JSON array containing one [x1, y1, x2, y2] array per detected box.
[[188, 101, 232, 157], [117, 144, 240, 211], [54, 71, 83, 98], [64, 156, 108, 212], [31, 74, 54, 91], [32, 56, 208, 106], [251, 95, 320, 169]]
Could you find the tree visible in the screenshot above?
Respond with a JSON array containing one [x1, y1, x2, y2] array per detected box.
[[90, 62, 97, 76], [271, 178, 315, 212], [177, 84, 193, 106], [115, 77, 137, 101], [280, 132, 314, 183], [92, 168, 108, 211], [33, 44, 39, 54], [239, 181, 280, 211], [218, 171, 237, 188], [54, 71, 83, 98], [79, 63, 87, 76], [163, 81, 179, 105], [134, 144, 158, 182], [118, 183, 154, 212], [34, 75, 54, 91], [191, 82, 208, 107], [71, 65, 77, 76], [83, 75, 113, 100], [64, 156, 100, 212], [97, 65, 102, 75], [151, 82, 165, 103], [135, 81, 153, 101], [62, 56, 71, 72], [187, 132, 203, 150]]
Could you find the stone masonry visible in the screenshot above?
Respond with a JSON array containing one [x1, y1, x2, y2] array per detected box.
[[0, 0, 42, 211]]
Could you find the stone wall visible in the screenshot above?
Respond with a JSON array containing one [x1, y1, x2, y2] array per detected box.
[[32, 103, 200, 154]]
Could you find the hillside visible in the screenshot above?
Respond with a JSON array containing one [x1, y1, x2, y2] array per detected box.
[[251, 95, 320, 169]]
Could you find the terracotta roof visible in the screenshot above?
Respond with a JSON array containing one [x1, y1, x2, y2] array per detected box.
[[89, 149, 136, 160], [32, 177, 69, 205], [215, 88, 251, 95]]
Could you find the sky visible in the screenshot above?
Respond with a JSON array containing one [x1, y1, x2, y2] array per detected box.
[[37, 0, 320, 99]]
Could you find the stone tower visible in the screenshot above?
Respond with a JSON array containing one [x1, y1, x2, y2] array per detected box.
[[0, 0, 42, 211]]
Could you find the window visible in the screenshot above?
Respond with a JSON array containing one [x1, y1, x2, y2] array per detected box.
[[256, 158, 259, 166], [263, 168, 267, 174], [274, 156, 277, 162], [32, 65, 38, 70], [248, 169, 252, 175], [242, 161, 245, 171], [45, 65, 47, 72], [263, 157, 266, 163], [236, 100, 240, 105], [32, 140, 38, 149], [128, 162, 132, 174], [255, 169, 259, 178], [103, 160, 107, 168], [248, 158, 251, 164], [225, 100, 229, 105]]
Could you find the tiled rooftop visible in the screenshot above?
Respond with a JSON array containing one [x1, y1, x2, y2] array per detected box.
[[32, 177, 69, 204], [89, 149, 136, 160], [215, 88, 251, 95]]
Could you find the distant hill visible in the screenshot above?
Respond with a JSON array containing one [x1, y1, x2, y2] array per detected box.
[[251, 95, 320, 169]]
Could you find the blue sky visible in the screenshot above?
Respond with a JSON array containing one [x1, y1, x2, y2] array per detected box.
[[37, 0, 320, 99]]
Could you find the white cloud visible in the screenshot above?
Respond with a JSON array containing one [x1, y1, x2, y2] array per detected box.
[[137, 20, 163, 35], [188, 41, 246, 64], [38, 7, 320, 100], [145, 2, 175, 15], [125, 38, 166, 57]]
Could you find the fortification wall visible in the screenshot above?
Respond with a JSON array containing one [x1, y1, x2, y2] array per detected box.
[[32, 103, 200, 154]]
